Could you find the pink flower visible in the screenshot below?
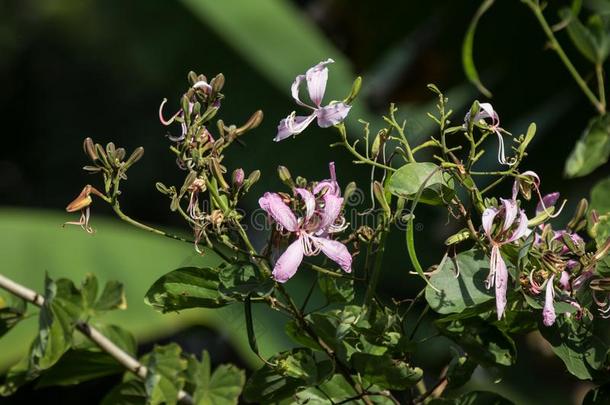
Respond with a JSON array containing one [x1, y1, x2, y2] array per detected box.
[[465, 103, 513, 166], [482, 198, 529, 319], [258, 163, 351, 282], [275, 59, 351, 142]]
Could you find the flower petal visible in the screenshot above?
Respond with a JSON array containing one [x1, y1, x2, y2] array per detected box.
[[305, 59, 334, 107], [507, 210, 529, 243], [316, 103, 351, 128], [258, 192, 298, 232], [312, 236, 352, 272], [482, 207, 500, 239], [559, 271, 571, 291], [295, 188, 316, 221], [275, 113, 317, 142], [543, 275, 557, 326], [318, 193, 343, 232], [291, 74, 313, 109], [273, 238, 304, 283], [478, 102, 499, 126], [536, 192, 560, 215], [500, 198, 518, 231], [492, 246, 508, 320]]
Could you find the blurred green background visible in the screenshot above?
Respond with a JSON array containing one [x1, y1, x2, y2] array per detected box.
[[1, 0, 607, 403]]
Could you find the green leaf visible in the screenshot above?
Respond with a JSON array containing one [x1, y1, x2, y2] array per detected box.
[[445, 354, 477, 391], [218, 263, 272, 300], [31, 276, 80, 370], [538, 316, 598, 380], [95, 280, 127, 312], [145, 267, 231, 312], [81, 273, 99, 312], [276, 349, 318, 385], [0, 290, 26, 339], [187, 350, 245, 405], [142, 344, 187, 405], [292, 374, 394, 404], [318, 273, 355, 303], [102, 380, 147, 405], [561, 8, 610, 64], [0, 353, 38, 396], [350, 353, 423, 390], [388, 162, 454, 205], [565, 114, 610, 178], [591, 176, 610, 214], [425, 249, 494, 314], [74, 323, 137, 355], [429, 390, 513, 405], [462, 0, 495, 97], [36, 349, 123, 387], [243, 363, 303, 403], [435, 316, 516, 367]]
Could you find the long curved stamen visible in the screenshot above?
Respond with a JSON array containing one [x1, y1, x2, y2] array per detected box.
[[159, 98, 181, 126], [534, 186, 567, 219]]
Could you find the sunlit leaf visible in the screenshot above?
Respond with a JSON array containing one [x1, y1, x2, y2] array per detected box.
[[565, 114, 610, 178]]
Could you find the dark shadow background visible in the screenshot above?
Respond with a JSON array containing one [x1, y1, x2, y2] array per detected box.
[[1, 0, 607, 403]]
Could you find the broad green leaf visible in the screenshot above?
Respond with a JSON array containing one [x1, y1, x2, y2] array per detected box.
[[0, 290, 26, 339], [388, 162, 454, 205], [425, 249, 494, 314], [95, 280, 127, 312], [317, 273, 354, 303], [142, 344, 187, 405], [429, 390, 513, 405], [539, 317, 595, 380], [73, 323, 137, 356], [36, 349, 123, 387], [145, 267, 231, 312], [292, 374, 393, 405], [243, 363, 303, 403], [218, 263, 272, 300], [187, 350, 245, 405], [350, 352, 423, 390], [445, 354, 477, 390], [435, 317, 516, 367], [462, 0, 495, 97], [591, 176, 610, 214], [31, 276, 80, 370], [102, 379, 147, 405], [560, 8, 608, 64], [565, 114, 610, 178], [81, 273, 99, 312], [276, 348, 318, 385]]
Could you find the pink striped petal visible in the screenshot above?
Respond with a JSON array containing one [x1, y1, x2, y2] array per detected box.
[[295, 188, 316, 221], [291, 74, 313, 109], [316, 102, 351, 128], [491, 246, 508, 320], [258, 192, 298, 232], [543, 275, 557, 326], [500, 198, 518, 231], [482, 207, 500, 239], [536, 192, 560, 215], [273, 238, 304, 283], [306, 59, 334, 107], [507, 210, 529, 243], [312, 236, 352, 273], [275, 113, 317, 141], [318, 193, 343, 232]]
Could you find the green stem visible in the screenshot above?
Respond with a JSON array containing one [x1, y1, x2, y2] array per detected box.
[[523, 0, 605, 114], [335, 125, 395, 171], [597, 63, 606, 111], [363, 230, 388, 308]]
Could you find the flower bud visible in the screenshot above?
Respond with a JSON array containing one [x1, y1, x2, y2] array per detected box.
[[232, 168, 245, 188], [245, 170, 261, 189], [211, 159, 229, 191], [277, 166, 294, 187], [125, 147, 144, 169], [371, 129, 387, 159], [343, 182, 357, 204], [567, 198, 588, 232], [373, 181, 391, 216], [211, 73, 225, 94], [83, 137, 98, 161], [236, 110, 264, 136], [344, 76, 362, 104]]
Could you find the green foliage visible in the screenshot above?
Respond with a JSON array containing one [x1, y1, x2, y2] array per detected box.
[[142, 344, 188, 405], [429, 391, 514, 405], [565, 114, 610, 177], [435, 316, 516, 367], [425, 249, 494, 314], [350, 353, 423, 390], [388, 162, 454, 205], [317, 273, 355, 303], [186, 351, 245, 405], [218, 263, 273, 300], [145, 267, 232, 312], [462, 0, 495, 97], [560, 8, 610, 65], [0, 290, 26, 339], [591, 176, 610, 214]]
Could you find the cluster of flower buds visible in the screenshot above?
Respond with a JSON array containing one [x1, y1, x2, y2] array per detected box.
[[64, 138, 144, 233], [156, 72, 263, 251]]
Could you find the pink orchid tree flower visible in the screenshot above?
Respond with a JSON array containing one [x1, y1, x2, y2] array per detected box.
[[275, 59, 352, 142], [258, 163, 352, 282], [482, 198, 529, 319], [465, 102, 513, 166]]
